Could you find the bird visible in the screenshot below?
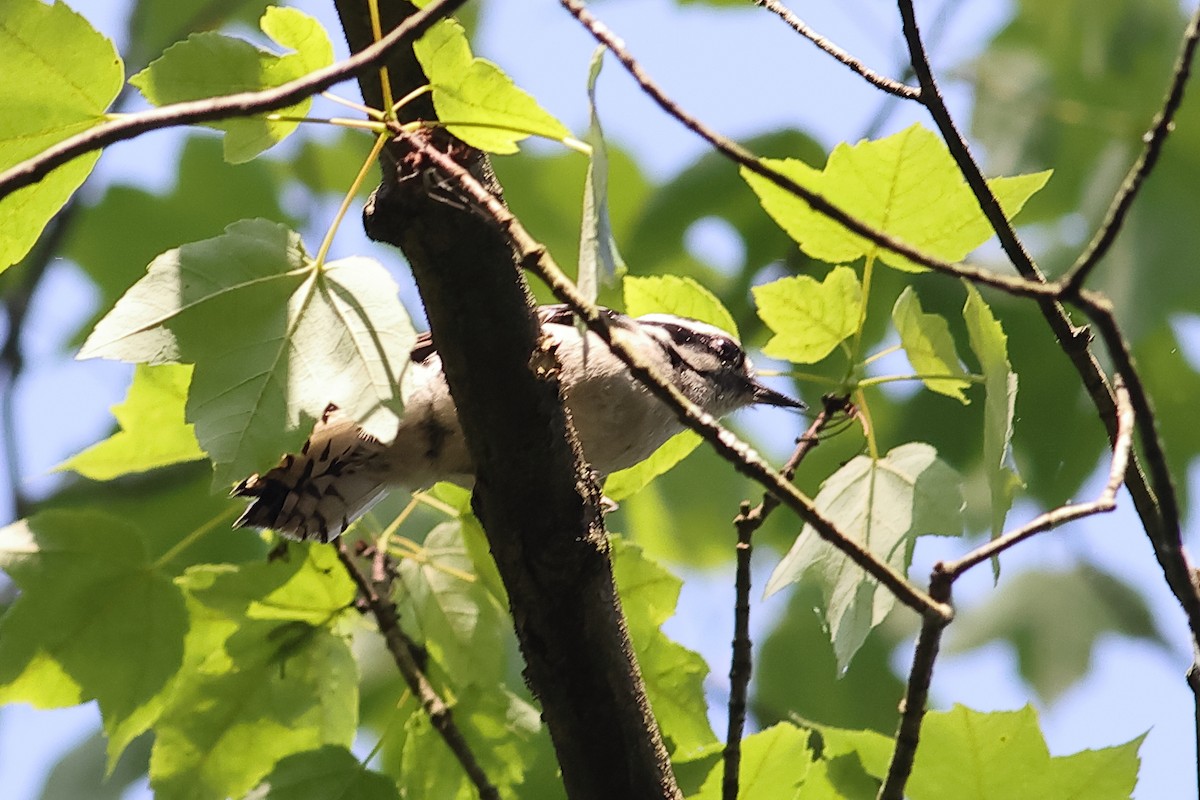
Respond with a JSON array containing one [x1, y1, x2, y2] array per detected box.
[[232, 304, 804, 542]]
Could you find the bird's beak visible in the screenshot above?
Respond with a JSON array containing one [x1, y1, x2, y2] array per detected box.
[[752, 380, 806, 410]]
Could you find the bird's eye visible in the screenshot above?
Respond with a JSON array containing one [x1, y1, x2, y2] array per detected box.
[[711, 336, 744, 366]]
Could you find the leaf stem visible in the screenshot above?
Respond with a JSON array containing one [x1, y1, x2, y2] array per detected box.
[[858, 372, 983, 389], [861, 343, 902, 366], [321, 91, 386, 119], [367, 0, 398, 120], [263, 114, 389, 132], [315, 131, 390, 267], [399, 119, 594, 155], [853, 387, 878, 459], [391, 84, 434, 115], [151, 507, 238, 571]]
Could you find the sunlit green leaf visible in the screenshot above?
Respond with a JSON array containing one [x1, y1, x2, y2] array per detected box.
[[414, 19, 570, 154], [0, 512, 188, 766], [150, 549, 358, 800], [0, 0, 123, 269], [753, 266, 861, 364], [690, 724, 812, 799], [624, 273, 739, 337], [58, 364, 205, 480], [180, 544, 355, 627], [963, 284, 1021, 548], [891, 287, 971, 402], [741, 125, 1050, 272], [764, 443, 963, 668], [130, 7, 333, 162], [253, 745, 399, 800], [79, 219, 417, 488], [611, 537, 718, 760], [908, 705, 1142, 799], [605, 431, 703, 502]]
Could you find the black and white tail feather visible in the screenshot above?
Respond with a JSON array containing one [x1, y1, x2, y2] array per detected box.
[[232, 304, 803, 542]]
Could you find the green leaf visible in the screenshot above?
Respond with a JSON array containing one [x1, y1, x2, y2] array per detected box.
[[948, 565, 1166, 702], [0, 511, 189, 765], [0, 0, 123, 270], [753, 266, 861, 364], [624, 274, 739, 337], [577, 46, 626, 305], [130, 7, 333, 163], [252, 745, 399, 800], [690, 724, 812, 799], [908, 705, 1142, 799], [149, 615, 358, 800], [78, 219, 417, 488], [741, 124, 1050, 272], [963, 284, 1021, 546], [413, 19, 571, 154], [611, 537, 718, 760], [764, 442, 963, 668], [180, 544, 356, 626], [58, 364, 205, 480], [605, 430, 702, 502], [396, 521, 508, 687], [400, 684, 547, 799], [891, 287, 971, 402], [151, 550, 359, 800]]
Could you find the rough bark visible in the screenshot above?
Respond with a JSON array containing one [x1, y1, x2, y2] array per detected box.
[[331, 3, 681, 798]]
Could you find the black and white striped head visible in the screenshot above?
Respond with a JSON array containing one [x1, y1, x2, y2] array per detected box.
[[633, 314, 804, 416]]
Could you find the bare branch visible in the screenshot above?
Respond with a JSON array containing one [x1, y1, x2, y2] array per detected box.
[[1061, 5, 1200, 293], [0, 0, 469, 201], [878, 569, 952, 800], [408, 133, 950, 622], [334, 542, 499, 800], [724, 398, 840, 800], [755, 0, 920, 100], [940, 379, 1135, 577], [557, 0, 1054, 301]]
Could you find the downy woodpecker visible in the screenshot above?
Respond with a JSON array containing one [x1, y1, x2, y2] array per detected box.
[[233, 304, 803, 541]]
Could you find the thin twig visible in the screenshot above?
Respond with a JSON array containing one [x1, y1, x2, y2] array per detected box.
[[755, 0, 919, 100], [724, 398, 841, 800], [556, 0, 1054, 301], [940, 378, 1135, 577], [0, 0, 469, 201], [404, 133, 950, 623], [1061, 5, 1200, 293], [334, 543, 500, 800], [877, 569, 952, 800]]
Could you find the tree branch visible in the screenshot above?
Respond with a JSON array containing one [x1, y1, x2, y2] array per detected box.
[[724, 397, 842, 800], [332, 3, 682, 795], [1061, 4, 1200, 293], [755, 0, 920, 100], [877, 569, 952, 800], [0, 0, 468, 201], [334, 542, 499, 800]]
